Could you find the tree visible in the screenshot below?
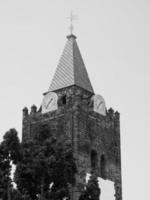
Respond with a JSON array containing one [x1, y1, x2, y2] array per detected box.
[[14, 126, 77, 200], [0, 129, 20, 200], [0, 148, 12, 200], [1, 129, 21, 164], [79, 173, 101, 200], [0, 127, 77, 200]]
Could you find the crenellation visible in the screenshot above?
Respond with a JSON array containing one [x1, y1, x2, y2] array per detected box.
[[30, 104, 37, 116], [22, 107, 28, 121]]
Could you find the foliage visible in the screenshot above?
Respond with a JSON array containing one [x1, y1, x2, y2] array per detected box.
[[0, 146, 11, 200], [0, 126, 76, 200], [79, 173, 101, 200], [0, 128, 21, 200], [2, 129, 21, 164]]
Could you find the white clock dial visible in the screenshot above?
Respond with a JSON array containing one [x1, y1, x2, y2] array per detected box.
[[42, 92, 58, 114], [92, 94, 106, 116]]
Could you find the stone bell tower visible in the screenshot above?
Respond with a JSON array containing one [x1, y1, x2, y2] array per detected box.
[[22, 34, 122, 200]]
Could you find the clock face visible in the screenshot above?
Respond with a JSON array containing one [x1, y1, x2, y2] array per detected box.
[[93, 94, 106, 116], [42, 92, 58, 114]]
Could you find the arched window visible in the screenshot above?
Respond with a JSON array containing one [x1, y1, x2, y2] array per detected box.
[[100, 154, 107, 179], [91, 150, 98, 170]]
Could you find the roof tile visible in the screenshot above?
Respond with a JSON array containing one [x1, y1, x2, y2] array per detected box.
[[49, 35, 94, 93]]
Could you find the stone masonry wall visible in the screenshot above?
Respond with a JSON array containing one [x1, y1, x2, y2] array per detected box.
[[22, 85, 122, 200]]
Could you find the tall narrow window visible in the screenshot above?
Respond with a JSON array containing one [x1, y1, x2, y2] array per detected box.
[[62, 95, 66, 105], [101, 154, 106, 179], [91, 150, 98, 170]]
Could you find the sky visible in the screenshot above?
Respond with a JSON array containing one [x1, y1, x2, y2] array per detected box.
[[0, 0, 150, 199]]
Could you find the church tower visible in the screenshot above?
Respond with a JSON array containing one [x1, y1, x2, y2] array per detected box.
[[22, 34, 122, 200]]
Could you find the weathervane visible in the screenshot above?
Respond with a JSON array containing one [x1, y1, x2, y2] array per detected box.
[[67, 11, 77, 35]]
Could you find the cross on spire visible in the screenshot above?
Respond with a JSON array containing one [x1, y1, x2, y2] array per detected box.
[[67, 11, 77, 35]]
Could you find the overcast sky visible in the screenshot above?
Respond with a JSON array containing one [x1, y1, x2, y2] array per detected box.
[[0, 0, 150, 199]]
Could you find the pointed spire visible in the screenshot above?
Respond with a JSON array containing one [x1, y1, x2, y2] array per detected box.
[[49, 35, 94, 93]]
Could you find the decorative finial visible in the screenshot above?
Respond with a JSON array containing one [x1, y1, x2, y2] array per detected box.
[[67, 11, 77, 35]]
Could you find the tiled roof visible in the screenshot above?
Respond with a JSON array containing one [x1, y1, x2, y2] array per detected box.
[[49, 34, 94, 93]]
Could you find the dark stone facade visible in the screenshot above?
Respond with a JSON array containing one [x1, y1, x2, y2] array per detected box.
[[22, 85, 122, 200]]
